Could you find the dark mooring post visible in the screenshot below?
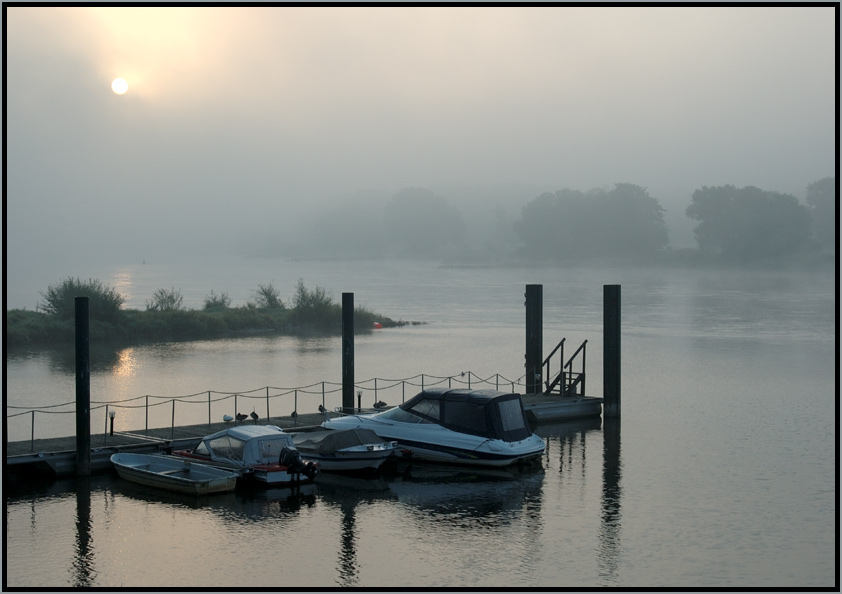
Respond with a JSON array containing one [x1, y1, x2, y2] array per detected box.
[[342, 292, 355, 415], [525, 284, 543, 395], [75, 296, 91, 476], [603, 285, 621, 417]]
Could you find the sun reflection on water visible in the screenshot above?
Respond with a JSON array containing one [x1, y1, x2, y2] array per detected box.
[[112, 349, 140, 377]]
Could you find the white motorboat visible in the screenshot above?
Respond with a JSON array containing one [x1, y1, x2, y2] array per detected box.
[[172, 425, 318, 485], [110, 452, 238, 495], [291, 428, 399, 473], [322, 389, 545, 468]]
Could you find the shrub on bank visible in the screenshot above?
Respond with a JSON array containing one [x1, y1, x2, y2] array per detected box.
[[8, 278, 405, 350]]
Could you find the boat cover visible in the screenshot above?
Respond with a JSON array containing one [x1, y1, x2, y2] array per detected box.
[[192, 425, 296, 467], [398, 388, 533, 442], [292, 428, 388, 454]]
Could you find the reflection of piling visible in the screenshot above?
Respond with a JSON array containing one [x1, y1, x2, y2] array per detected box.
[[603, 285, 621, 417], [75, 297, 91, 476], [342, 293, 355, 414], [525, 284, 543, 394]]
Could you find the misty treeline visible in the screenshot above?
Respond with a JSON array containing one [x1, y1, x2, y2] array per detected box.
[[277, 178, 835, 266], [7, 278, 410, 349]]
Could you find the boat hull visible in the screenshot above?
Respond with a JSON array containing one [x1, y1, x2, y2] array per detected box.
[[323, 418, 544, 468], [294, 446, 396, 472], [111, 453, 238, 495], [171, 452, 315, 486]]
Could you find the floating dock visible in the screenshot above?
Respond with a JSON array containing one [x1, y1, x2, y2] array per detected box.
[[5, 395, 602, 479]]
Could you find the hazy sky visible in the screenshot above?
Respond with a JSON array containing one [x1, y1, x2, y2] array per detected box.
[[5, 6, 836, 266]]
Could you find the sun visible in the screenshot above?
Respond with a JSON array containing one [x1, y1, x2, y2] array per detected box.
[[111, 78, 129, 95]]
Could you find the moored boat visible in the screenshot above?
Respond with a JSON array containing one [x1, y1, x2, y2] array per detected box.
[[291, 428, 399, 473], [172, 425, 318, 486], [110, 452, 238, 495], [322, 388, 545, 468]]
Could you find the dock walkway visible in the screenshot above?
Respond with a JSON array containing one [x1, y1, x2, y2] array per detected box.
[[6, 396, 602, 478]]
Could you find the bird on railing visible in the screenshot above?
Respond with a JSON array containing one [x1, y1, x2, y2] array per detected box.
[[290, 410, 298, 418], [222, 414, 234, 423], [235, 412, 248, 423], [318, 404, 326, 413], [250, 409, 259, 424], [374, 400, 388, 409]]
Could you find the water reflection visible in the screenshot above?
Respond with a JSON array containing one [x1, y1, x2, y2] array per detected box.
[[73, 478, 95, 588], [315, 474, 396, 587], [535, 418, 623, 585], [599, 418, 622, 583], [112, 348, 140, 378]]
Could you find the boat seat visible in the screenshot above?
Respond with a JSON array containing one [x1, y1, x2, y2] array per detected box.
[[159, 468, 190, 475]]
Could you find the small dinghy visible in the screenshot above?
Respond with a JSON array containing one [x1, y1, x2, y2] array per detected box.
[[111, 453, 238, 495]]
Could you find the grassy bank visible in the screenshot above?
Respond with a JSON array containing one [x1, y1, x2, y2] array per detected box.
[[5, 305, 414, 350], [6, 278, 418, 350]]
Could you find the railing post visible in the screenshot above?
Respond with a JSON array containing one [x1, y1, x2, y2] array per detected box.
[[31, 411, 35, 451], [104, 405, 109, 441], [171, 400, 176, 440], [322, 382, 326, 411], [145, 396, 149, 433], [208, 391, 212, 425]]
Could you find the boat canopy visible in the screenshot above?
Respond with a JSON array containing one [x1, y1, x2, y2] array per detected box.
[[397, 388, 533, 442], [293, 428, 388, 454], [192, 425, 295, 467]]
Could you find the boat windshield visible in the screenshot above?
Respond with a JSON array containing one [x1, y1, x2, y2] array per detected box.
[[377, 406, 434, 424], [206, 434, 247, 463], [497, 398, 530, 439]]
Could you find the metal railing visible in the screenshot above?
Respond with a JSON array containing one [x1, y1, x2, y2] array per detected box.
[[543, 338, 587, 397], [6, 371, 528, 449]]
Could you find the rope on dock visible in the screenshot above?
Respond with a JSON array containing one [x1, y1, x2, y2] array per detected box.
[[6, 371, 527, 442]]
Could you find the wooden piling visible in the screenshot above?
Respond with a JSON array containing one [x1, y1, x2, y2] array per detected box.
[[75, 297, 91, 476], [525, 284, 543, 395], [603, 285, 621, 417], [342, 292, 355, 414]]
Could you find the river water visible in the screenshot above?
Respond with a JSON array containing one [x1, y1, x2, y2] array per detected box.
[[4, 257, 837, 588]]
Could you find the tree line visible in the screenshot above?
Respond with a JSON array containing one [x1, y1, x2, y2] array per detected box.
[[285, 178, 835, 266]]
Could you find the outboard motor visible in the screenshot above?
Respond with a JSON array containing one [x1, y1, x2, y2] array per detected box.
[[279, 447, 318, 480]]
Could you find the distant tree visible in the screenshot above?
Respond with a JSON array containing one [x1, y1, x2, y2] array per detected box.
[[600, 183, 669, 255], [252, 283, 284, 309], [383, 187, 467, 258], [514, 184, 668, 260], [146, 287, 184, 312], [203, 290, 232, 310], [38, 277, 124, 322], [805, 177, 836, 252], [288, 279, 339, 331], [686, 185, 811, 262]]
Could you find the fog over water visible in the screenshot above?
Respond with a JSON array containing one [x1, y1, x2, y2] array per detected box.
[[5, 6, 836, 275]]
